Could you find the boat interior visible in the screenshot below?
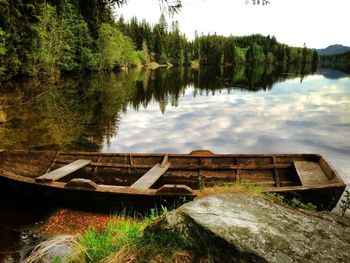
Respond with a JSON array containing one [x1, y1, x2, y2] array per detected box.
[[0, 150, 341, 192]]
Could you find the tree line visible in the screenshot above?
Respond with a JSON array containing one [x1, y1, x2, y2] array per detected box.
[[0, 0, 318, 81], [320, 52, 350, 73], [117, 15, 319, 67]]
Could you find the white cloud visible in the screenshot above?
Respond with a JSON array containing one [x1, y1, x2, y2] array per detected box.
[[116, 0, 350, 48], [102, 76, 350, 183]]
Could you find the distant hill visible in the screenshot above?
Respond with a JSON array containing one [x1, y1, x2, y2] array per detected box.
[[316, 44, 350, 56], [320, 51, 350, 73]]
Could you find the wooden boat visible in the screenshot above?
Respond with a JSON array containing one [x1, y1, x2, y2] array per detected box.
[[0, 150, 346, 210]]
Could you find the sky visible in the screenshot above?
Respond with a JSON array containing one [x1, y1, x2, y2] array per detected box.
[[116, 0, 350, 49]]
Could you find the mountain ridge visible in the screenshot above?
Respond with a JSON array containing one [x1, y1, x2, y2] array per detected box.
[[316, 44, 350, 56]]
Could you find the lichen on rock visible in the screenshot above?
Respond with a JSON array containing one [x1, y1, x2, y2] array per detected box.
[[147, 193, 350, 263]]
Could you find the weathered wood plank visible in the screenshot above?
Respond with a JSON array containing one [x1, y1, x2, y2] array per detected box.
[[65, 178, 98, 189], [272, 156, 281, 187], [294, 161, 329, 186], [319, 158, 334, 180], [98, 184, 126, 191], [55, 159, 292, 170], [36, 159, 91, 182], [130, 157, 171, 189]]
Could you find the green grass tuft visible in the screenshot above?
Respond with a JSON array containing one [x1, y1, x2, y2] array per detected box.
[[289, 198, 317, 211], [80, 219, 147, 262], [76, 205, 214, 263], [264, 192, 317, 211], [77, 206, 173, 263]]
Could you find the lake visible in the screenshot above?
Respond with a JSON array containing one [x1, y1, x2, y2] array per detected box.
[[0, 65, 349, 261]]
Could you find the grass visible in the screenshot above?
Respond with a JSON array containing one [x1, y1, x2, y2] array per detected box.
[[264, 192, 317, 211], [75, 186, 316, 262], [74, 182, 264, 263], [105, 222, 214, 263], [27, 184, 319, 263], [70, 205, 214, 263], [24, 235, 79, 263], [78, 219, 147, 262], [70, 206, 175, 263]]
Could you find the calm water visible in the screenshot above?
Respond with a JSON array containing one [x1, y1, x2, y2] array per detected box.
[[1, 65, 350, 260]]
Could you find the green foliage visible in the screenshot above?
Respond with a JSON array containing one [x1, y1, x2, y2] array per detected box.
[[58, 0, 96, 72], [266, 52, 275, 63], [125, 207, 214, 262], [0, 0, 138, 79], [0, 0, 39, 78], [1, 2, 318, 79], [53, 256, 62, 263], [321, 51, 350, 73], [0, 28, 6, 77], [0, 28, 6, 56], [142, 40, 151, 65], [80, 220, 146, 262], [97, 23, 121, 71], [33, 3, 67, 76], [148, 205, 169, 222], [97, 23, 138, 71], [265, 193, 317, 211], [289, 198, 317, 211], [264, 192, 286, 205], [247, 42, 266, 62], [340, 190, 350, 217], [191, 34, 317, 66], [135, 228, 201, 262], [78, 206, 172, 262], [234, 47, 247, 63]]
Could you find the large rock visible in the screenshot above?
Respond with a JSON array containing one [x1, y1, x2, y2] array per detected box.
[[149, 194, 350, 263]]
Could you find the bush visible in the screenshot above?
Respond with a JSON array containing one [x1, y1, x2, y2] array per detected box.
[[97, 24, 138, 71], [340, 190, 350, 217]]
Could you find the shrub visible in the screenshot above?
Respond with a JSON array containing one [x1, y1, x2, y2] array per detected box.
[[340, 190, 350, 217]]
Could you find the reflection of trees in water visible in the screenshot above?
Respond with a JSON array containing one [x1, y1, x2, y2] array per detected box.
[[0, 64, 316, 151], [0, 73, 134, 151], [130, 68, 187, 112], [133, 63, 317, 106]]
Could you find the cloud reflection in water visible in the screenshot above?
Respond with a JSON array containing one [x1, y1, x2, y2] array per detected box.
[[103, 74, 350, 183]]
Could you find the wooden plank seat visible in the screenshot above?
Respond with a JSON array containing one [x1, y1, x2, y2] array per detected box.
[[130, 155, 171, 189], [294, 161, 329, 186], [36, 159, 91, 182]]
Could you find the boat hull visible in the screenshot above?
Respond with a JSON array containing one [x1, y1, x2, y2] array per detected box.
[[0, 174, 192, 211], [0, 150, 346, 211]]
